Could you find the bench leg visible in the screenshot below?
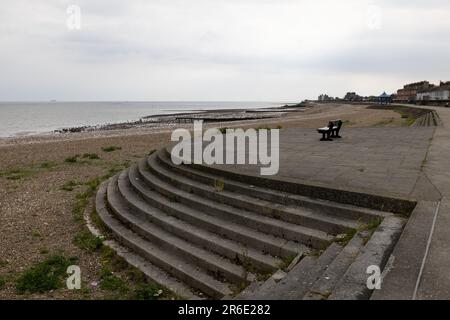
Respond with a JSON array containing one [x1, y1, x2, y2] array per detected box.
[[320, 132, 327, 141]]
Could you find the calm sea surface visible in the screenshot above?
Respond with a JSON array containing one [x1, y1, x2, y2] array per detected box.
[[0, 101, 281, 137]]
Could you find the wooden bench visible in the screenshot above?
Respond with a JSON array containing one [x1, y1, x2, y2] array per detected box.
[[317, 120, 343, 141]]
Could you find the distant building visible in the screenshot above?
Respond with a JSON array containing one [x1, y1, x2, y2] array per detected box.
[[378, 92, 392, 105], [318, 94, 334, 102], [416, 81, 450, 104], [394, 81, 432, 103], [344, 92, 362, 101]]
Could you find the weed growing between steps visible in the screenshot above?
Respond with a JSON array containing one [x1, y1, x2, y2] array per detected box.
[[280, 255, 297, 270], [91, 245, 175, 300], [214, 179, 225, 192], [335, 217, 383, 246]]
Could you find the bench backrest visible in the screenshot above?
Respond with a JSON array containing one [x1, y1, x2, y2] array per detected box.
[[327, 121, 334, 130], [331, 120, 342, 130]]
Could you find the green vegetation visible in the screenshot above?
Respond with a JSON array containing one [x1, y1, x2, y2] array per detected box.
[[15, 255, 77, 294], [374, 118, 395, 127], [393, 109, 416, 126], [40, 161, 57, 169], [32, 230, 42, 239], [214, 179, 225, 192], [102, 146, 122, 153], [335, 229, 357, 246], [73, 230, 103, 252], [0, 161, 59, 181], [133, 283, 164, 300], [65, 155, 80, 163], [0, 168, 33, 180], [99, 267, 129, 292], [0, 276, 6, 289], [0, 260, 8, 268], [342, 120, 354, 126], [148, 149, 156, 156], [96, 246, 171, 300], [61, 180, 82, 191], [280, 254, 296, 270], [336, 217, 383, 246], [83, 153, 100, 160], [218, 127, 230, 134]]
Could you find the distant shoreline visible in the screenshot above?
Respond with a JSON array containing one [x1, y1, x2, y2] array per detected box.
[[0, 101, 302, 138], [1, 102, 305, 139]]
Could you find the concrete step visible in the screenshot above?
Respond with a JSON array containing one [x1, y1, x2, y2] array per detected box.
[[143, 155, 333, 249], [101, 176, 233, 299], [95, 181, 200, 299], [123, 166, 283, 274], [232, 280, 265, 300], [160, 148, 391, 223], [130, 161, 303, 258], [165, 147, 414, 215], [236, 270, 287, 300], [248, 243, 343, 299], [303, 232, 367, 300], [154, 151, 359, 235], [329, 216, 406, 300], [112, 169, 256, 286]]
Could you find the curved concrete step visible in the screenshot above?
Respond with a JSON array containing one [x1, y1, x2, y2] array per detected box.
[[131, 161, 302, 258], [121, 167, 283, 273], [113, 169, 255, 286], [100, 177, 233, 298], [160, 148, 391, 223], [95, 181, 200, 300], [142, 155, 333, 249], [153, 150, 359, 235]]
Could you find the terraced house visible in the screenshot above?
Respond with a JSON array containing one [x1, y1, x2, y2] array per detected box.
[[417, 81, 450, 104]]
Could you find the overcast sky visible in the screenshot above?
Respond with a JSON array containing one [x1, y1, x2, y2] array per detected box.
[[1, 0, 449, 101]]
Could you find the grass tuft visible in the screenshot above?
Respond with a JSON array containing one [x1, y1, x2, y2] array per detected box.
[[99, 267, 129, 292], [133, 283, 165, 300], [65, 155, 79, 163], [15, 255, 76, 294], [102, 146, 122, 153], [0, 168, 33, 180], [82, 153, 100, 160], [73, 230, 103, 252], [61, 180, 82, 192]]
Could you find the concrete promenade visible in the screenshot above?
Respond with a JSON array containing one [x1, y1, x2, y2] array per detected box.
[[414, 106, 450, 299], [205, 107, 450, 299], [210, 126, 437, 201]]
